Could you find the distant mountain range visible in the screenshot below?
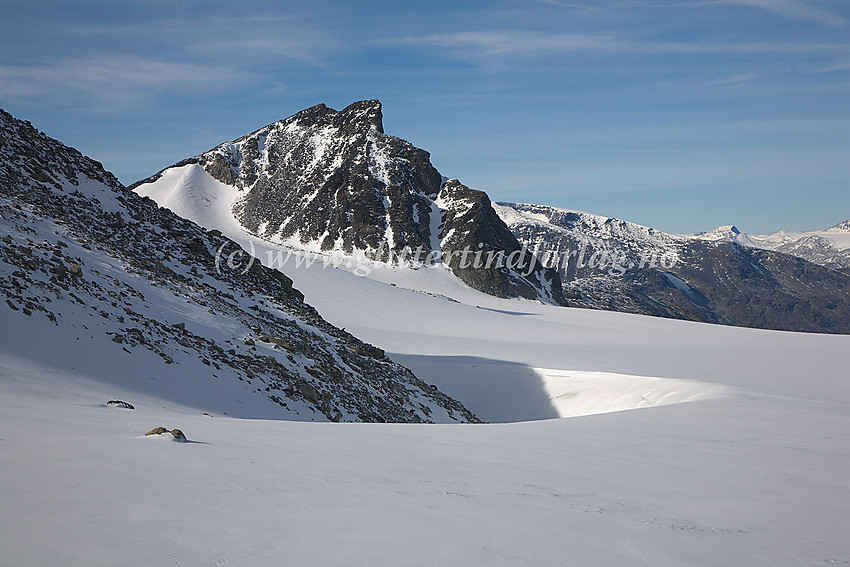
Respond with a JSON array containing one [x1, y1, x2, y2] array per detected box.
[[692, 221, 850, 273], [131, 100, 849, 334], [497, 203, 850, 333]]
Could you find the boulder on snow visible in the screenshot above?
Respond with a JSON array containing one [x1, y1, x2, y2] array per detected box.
[[144, 427, 169, 436], [106, 400, 134, 409], [144, 427, 188, 441]]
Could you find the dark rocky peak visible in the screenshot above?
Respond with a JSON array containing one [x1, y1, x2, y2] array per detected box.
[[289, 102, 336, 125], [132, 101, 565, 305], [209, 100, 441, 255], [333, 99, 385, 134], [286, 100, 384, 134]]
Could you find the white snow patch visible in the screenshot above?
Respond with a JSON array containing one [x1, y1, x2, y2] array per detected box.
[[664, 272, 692, 294], [535, 368, 732, 418], [134, 164, 244, 235]]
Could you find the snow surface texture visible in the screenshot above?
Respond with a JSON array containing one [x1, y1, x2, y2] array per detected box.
[[3, 256, 850, 565]]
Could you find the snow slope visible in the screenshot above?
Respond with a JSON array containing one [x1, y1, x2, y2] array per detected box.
[[2, 161, 849, 565], [3, 297, 849, 566], [134, 164, 846, 419]]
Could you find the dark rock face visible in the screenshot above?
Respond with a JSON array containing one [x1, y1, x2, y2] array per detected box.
[[229, 101, 439, 256], [499, 202, 850, 334], [132, 100, 563, 304], [0, 107, 479, 423], [440, 180, 563, 302]]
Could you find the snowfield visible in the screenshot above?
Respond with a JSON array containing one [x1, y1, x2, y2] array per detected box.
[[1, 164, 849, 566]]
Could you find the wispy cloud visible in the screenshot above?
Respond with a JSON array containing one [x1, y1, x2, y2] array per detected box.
[[0, 56, 250, 112], [716, 0, 846, 28], [391, 31, 614, 57], [53, 14, 341, 67], [389, 30, 847, 60], [812, 57, 850, 73], [0, 12, 341, 113], [537, 0, 593, 8], [705, 72, 757, 86]]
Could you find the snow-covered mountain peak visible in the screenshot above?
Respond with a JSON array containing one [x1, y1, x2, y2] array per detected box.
[[497, 200, 850, 333], [688, 221, 850, 271], [822, 220, 850, 234], [694, 224, 741, 241], [496, 201, 683, 250], [133, 102, 564, 304]]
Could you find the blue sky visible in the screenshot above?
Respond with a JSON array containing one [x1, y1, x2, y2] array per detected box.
[[1, 0, 848, 234]]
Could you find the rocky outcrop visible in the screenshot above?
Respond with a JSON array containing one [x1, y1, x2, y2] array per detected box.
[[143, 427, 188, 441], [439, 180, 563, 302]]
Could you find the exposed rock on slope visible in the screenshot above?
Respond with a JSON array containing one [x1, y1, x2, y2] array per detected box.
[[440, 180, 561, 302]]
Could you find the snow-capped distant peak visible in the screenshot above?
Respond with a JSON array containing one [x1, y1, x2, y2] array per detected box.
[[694, 225, 740, 241], [821, 220, 850, 234]]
